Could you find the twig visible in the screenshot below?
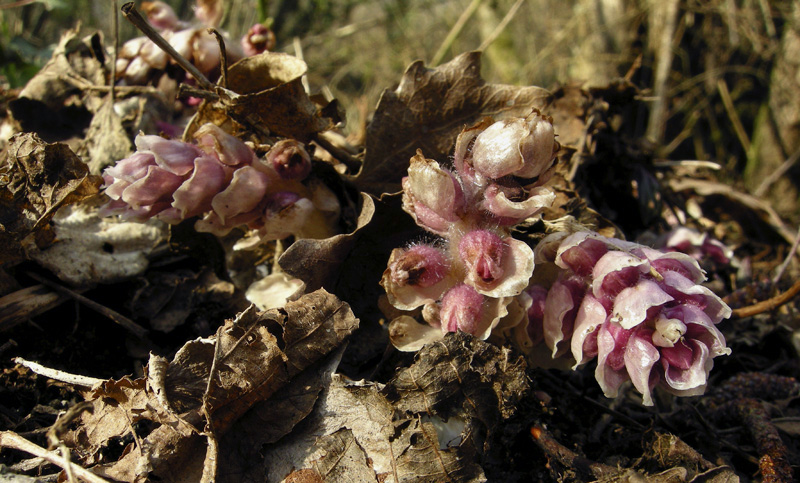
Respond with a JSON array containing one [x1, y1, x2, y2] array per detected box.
[[0, 431, 110, 483], [120, 2, 215, 91], [529, 425, 618, 480], [26, 272, 149, 339], [477, 0, 525, 51], [731, 279, 800, 319], [312, 132, 362, 173], [207, 28, 229, 89], [717, 78, 750, 152], [199, 325, 225, 483], [772, 224, 800, 284], [111, 0, 119, 105], [431, 0, 483, 66], [755, 146, 800, 198], [13, 357, 104, 388], [667, 178, 796, 245], [652, 159, 722, 170]]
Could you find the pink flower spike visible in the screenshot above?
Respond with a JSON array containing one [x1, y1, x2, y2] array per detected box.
[[194, 124, 257, 167], [440, 284, 484, 335]]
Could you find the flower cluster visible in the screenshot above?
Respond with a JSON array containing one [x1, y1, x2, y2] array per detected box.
[[101, 124, 339, 244], [383, 110, 559, 348], [658, 226, 733, 267], [521, 231, 731, 405], [116, 1, 248, 86]]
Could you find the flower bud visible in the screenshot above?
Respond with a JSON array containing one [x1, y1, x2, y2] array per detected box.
[[471, 110, 557, 180], [142, 1, 183, 31], [401, 151, 465, 235], [266, 140, 312, 180], [440, 284, 484, 335], [459, 229, 507, 285], [242, 23, 276, 56], [390, 244, 448, 288]]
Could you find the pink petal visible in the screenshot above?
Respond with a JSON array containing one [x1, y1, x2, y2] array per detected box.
[[623, 327, 660, 406], [558, 237, 609, 276], [121, 166, 184, 208], [611, 279, 673, 329], [210, 166, 271, 223], [543, 275, 585, 357], [660, 271, 731, 323], [591, 250, 649, 299], [194, 123, 257, 167], [661, 339, 710, 393], [134, 135, 203, 176], [594, 323, 630, 399], [571, 294, 608, 367], [104, 152, 156, 183], [171, 156, 227, 218]]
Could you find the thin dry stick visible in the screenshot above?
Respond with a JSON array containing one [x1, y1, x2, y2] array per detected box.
[[773, 224, 800, 284], [111, 0, 119, 105], [717, 78, 751, 152], [431, 0, 483, 66], [478, 0, 525, 51], [731, 279, 800, 319], [13, 357, 104, 388], [755, 146, 800, 197], [121, 2, 215, 91], [207, 28, 229, 89], [199, 325, 225, 483], [26, 272, 148, 339], [0, 431, 110, 483]]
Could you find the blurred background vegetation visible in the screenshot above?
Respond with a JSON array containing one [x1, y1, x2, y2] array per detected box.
[[1, 0, 798, 220]]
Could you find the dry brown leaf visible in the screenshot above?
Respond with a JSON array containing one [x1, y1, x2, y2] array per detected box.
[[184, 52, 335, 142], [384, 331, 529, 435], [0, 133, 102, 266], [63, 289, 358, 482], [81, 100, 133, 175], [262, 373, 486, 483], [356, 51, 552, 194]]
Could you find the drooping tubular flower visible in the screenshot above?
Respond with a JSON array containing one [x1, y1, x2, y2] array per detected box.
[[101, 125, 340, 245], [522, 231, 731, 406], [384, 109, 559, 350]]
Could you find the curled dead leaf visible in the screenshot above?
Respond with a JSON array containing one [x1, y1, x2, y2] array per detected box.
[[0, 133, 102, 265]]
